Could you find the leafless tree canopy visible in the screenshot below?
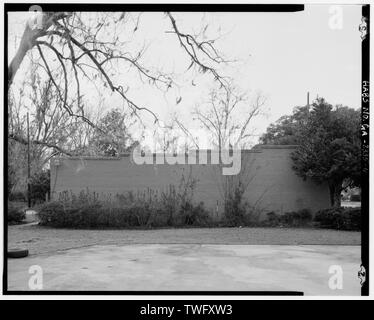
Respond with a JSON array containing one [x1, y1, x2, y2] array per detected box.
[[192, 86, 267, 150], [8, 11, 231, 155]]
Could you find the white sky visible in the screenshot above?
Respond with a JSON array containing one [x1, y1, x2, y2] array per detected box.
[[8, 4, 362, 147]]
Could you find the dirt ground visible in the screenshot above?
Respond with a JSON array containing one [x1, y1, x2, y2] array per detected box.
[[8, 223, 361, 256]]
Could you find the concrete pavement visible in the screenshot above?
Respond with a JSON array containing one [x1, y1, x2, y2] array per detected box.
[[7, 244, 361, 295]]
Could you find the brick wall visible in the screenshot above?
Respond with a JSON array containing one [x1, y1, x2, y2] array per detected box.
[[50, 146, 330, 218]]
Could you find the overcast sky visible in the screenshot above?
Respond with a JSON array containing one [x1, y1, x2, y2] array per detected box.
[[8, 5, 362, 148]]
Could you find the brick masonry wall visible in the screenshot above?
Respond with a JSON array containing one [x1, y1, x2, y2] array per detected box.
[[50, 146, 330, 218]]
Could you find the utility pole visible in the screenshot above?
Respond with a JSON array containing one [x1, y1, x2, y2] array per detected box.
[[27, 112, 31, 208], [307, 91, 310, 109]]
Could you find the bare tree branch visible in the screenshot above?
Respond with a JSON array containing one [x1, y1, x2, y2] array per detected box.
[[9, 133, 73, 156], [166, 12, 229, 90], [46, 29, 160, 123], [193, 86, 266, 149], [172, 116, 200, 149], [8, 12, 71, 88]]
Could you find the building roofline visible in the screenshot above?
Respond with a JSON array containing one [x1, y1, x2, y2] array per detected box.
[[52, 145, 299, 161]]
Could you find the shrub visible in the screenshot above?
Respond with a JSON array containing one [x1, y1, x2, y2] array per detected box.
[[350, 194, 361, 202], [222, 181, 259, 226], [7, 201, 26, 224], [262, 211, 281, 227], [38, 186, 214, 229], [30, 170, 50, 204], [224, 182, 246, 226], [261, 209, 313, 227], [282, 209, 313, 227], [38, 201, 66, 227], [9, 191, 26, 202], [314, 207, 361, 231], [182, 202, 212, 226]]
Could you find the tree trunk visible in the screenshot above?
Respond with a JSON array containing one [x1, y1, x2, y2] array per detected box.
[[8, 12, 67, 89], [8, 25, 38, 90], [328, 182, 342, 207]]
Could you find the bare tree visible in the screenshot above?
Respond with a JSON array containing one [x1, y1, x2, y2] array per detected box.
[[186, 85, 267, 221], [172, 115, 200, 150], [9, 77, 77, 160], [8, 76, 86, 191], [192, 85, 266, 152], [8, 11, 231, 155]]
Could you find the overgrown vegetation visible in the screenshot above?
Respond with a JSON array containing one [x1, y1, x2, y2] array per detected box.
[[259, 207, 361, 231], [261, 209, 313, 227], [314, 207, 361, 231], [37, 190, 361, 231], [350, 194, 361, 202], [30, 170, 50, 204], [222, 181, 262, 227], [8, 191, 27, 202], [214, 154, 263, 227], [7, 201, 26, 224], [39, 173, 213, 228], [8, 170, 50, 205]]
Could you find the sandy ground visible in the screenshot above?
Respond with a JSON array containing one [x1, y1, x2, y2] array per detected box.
[[8, 223, 361, 256]]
